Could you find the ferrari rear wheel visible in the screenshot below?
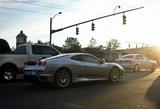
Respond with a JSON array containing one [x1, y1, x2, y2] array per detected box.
[[54, 69, 72, 88]]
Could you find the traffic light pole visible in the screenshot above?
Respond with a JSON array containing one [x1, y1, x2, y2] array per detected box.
[[50, 17, 52, 45], [50, 7, 144, 35]]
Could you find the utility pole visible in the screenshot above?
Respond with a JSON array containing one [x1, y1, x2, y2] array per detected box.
[[127, 42, 151, 49]]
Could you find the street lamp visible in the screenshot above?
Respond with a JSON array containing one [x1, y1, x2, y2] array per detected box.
[[50, 12, 62, 45], [113, 5, 120, 14]]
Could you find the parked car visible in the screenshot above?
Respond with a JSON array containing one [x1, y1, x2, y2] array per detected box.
[[116, 54, 157, 72], [0, 42, 60, 81], [24, 53, 124, 88]]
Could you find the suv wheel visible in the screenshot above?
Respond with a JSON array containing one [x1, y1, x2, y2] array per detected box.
[[1, 66, 17, 81]]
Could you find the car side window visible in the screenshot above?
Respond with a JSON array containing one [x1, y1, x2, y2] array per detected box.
[[81, 55, 100, 64], [143, 55, 149, 60], [14, 45, 27, 54], [139, 55, 147, 60], [71, 55, 83, 62]]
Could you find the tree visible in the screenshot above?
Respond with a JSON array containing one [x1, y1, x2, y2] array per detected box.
[[36, 40, 49, 45], [36, 40, 43, 44], [27, 40, 33, 44], [63, 37, 82, 53], [106, 39, 120, 51], [53, 45, 63, 53], [88, 37, 97, 48], [96, 45, 106, 51]]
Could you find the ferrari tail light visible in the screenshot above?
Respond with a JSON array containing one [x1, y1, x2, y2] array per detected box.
[[39, 61, 46, 66]]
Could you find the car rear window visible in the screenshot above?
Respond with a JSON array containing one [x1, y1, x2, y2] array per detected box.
[[121, 55, 135, 58], [14, 45, 27, 54]]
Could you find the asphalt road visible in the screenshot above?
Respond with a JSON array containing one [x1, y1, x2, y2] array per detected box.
[[0, 69, 160, 109]]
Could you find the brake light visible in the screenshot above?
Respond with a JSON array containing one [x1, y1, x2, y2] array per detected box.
[[125, 60, 132, 63], [24, 60, 33, 66], [39, 61, 46, 66], [23, 62, 26, 66]]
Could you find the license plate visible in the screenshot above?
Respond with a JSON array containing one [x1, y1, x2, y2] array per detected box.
[[25, 71, 36, 75]]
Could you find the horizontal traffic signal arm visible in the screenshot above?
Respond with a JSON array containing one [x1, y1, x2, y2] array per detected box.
[[50, 7, 144, 34]]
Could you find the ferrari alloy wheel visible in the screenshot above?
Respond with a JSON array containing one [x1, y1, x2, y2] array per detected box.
[[54, 69, 72, 88]]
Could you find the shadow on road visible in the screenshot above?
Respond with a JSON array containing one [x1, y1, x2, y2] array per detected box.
[[0, 71, 159, 109], [145, 75, 160, 109], [125, 69, 154, 73], [124, 70, 154, 82], [0, 78, 24, 84], [26, 79, 120, 90], [0, 79, 125, 109]]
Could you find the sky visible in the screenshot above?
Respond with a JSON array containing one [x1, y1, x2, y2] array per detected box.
[[0, 0, 160, 49]]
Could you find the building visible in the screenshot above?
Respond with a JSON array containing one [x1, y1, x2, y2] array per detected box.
[[16, 30, 27, 47]]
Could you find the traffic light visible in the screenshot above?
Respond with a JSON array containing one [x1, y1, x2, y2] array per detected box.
[[76, 27, 79, 35], [91, 22, 95, 31], [123, 15, 126, 25]]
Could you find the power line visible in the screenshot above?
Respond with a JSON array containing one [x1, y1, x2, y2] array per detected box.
[[0, 0, 35, 3], [31, 1, 78, 10], [1, 0, 86, 17], [1, 0, 77, 11], [0, 6, 51, 15]]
